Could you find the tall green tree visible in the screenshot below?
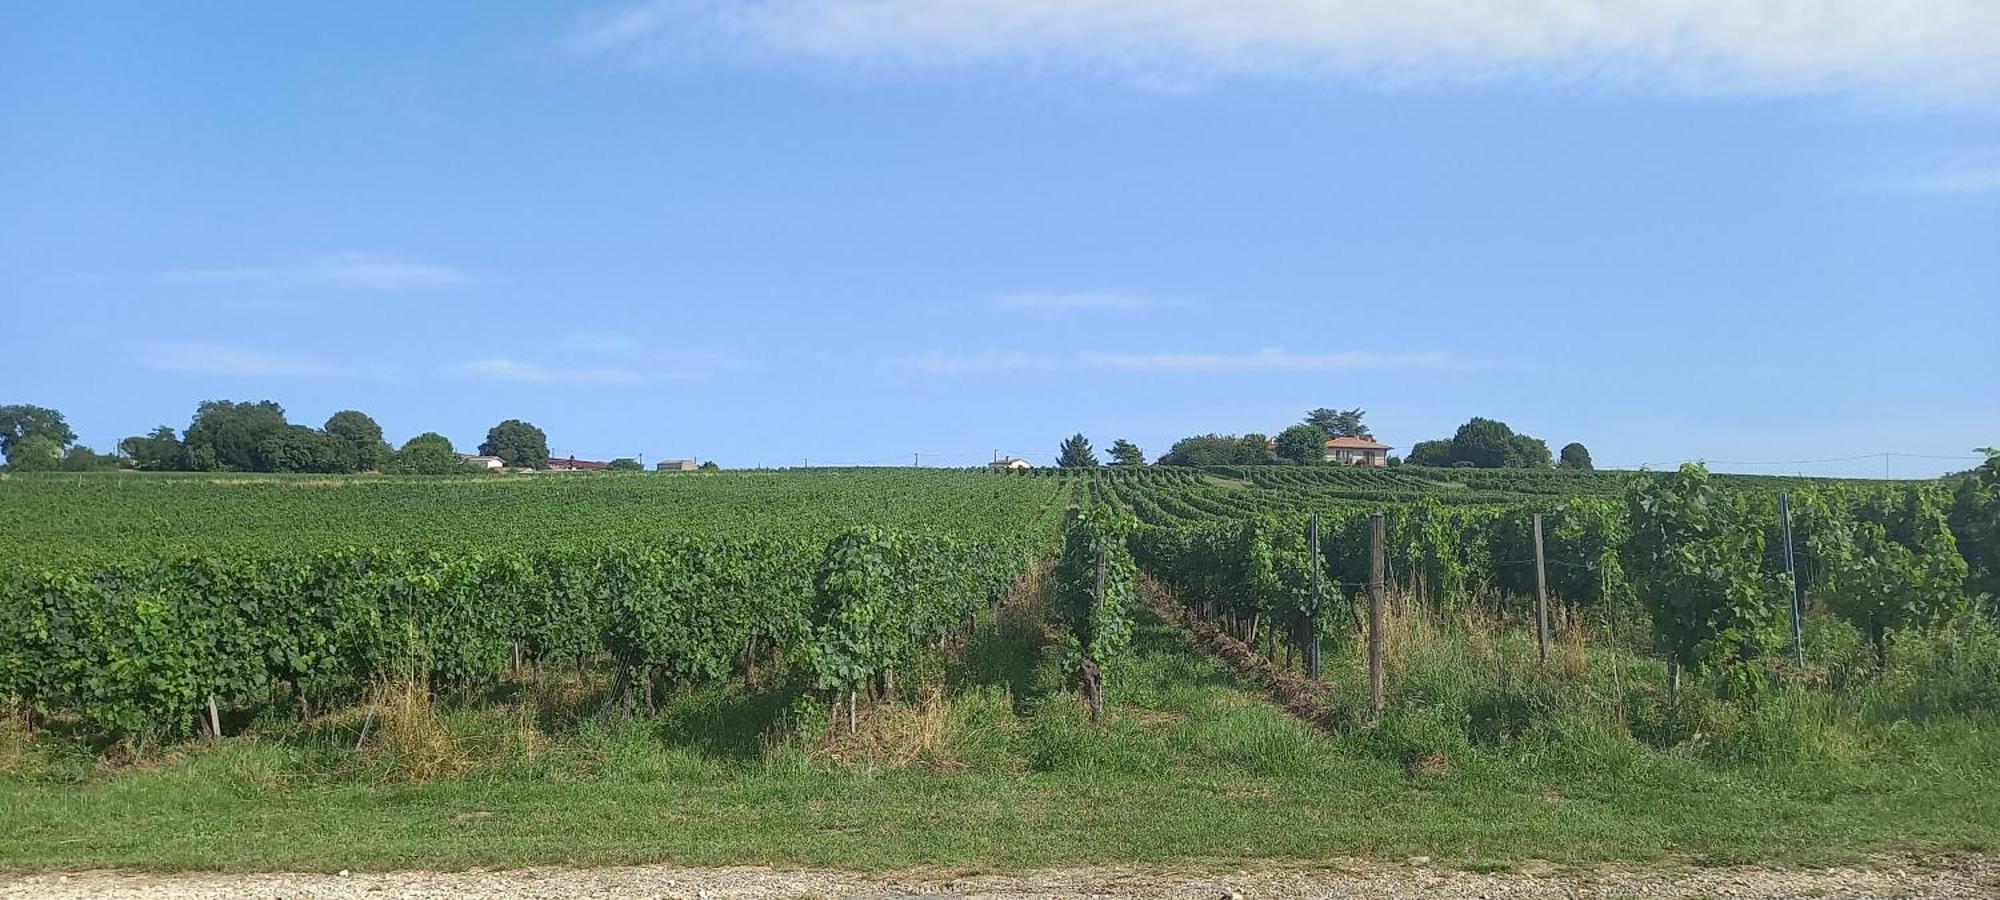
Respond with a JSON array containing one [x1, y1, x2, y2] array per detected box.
[[1304, 407, 1371, 439], [607, 457, 644, 471], [1107, 439, 1145, 466], [253, 425, 357, 474], [1237, 434, 1277, 465], [1558, 442, 1594, 470], [1406, 417, 1554, 469], [118, 426, 183, 470], [3, 434, 62, 471], [392, 432, 466, 474], [58, 445, 121, 472], [0, 404, 75, 455], [1058, 433, 1099, 468], [479, 419, 550, 469], [1274, 424, 1327, 465], [323, 410, 392, 471], [181, 400, 289, 471], [1404, 439, 1454, 467]]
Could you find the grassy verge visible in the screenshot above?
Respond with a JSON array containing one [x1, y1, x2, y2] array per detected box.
[[2, 585, 1996, 873]]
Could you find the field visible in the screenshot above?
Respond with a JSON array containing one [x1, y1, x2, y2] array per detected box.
[[2, 465, 1998, 876]]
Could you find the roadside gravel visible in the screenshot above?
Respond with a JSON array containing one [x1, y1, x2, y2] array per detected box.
[[5, 857, 1995, 900]]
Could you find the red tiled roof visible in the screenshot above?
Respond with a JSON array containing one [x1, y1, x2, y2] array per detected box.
[[1325, 436, 1392, 450], [549, 455, 608, 470]]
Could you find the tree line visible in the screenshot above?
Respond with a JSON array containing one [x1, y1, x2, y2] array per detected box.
[[1057, 406, 1593, 470], [0, 402, 555, 475]]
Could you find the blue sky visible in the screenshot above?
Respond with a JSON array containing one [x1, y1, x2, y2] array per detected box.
[[3, 2, 1996, 475]]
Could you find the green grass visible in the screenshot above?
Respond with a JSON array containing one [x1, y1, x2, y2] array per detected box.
[[3, 601, 1997, 873]]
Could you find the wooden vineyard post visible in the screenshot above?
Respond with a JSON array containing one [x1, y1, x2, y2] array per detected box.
[[1532, 513, 1550, 667], [1307, 511, 1322, 681], [1780, 490, 1802, 664], [1368, 512, 1386, 718]]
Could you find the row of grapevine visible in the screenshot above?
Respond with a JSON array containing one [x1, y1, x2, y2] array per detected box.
[[1113, 463, 1979, 684], [1052, 507, 1138, 718], [0, 528, 1036, 738]]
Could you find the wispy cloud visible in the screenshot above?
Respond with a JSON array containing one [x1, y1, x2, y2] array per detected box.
[[1081, 348, 1463, 372], [892, 347, 1466, 375], [989, 291, 1147, 312], [138, 342, 388, 379], [456, 358, 646, 386], [1914, 151, 2000, 193], [894, 350, 1060, 375], [575, 1, 2000, 102], [160, 253, 469, 290]]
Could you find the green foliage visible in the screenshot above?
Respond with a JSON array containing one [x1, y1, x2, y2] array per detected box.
[[0, 404, 75, 454], [1273, 424, 1326, 465], [1107, 439, 1145, 467], [1055, 508, 1138, 667], [1406, 418, 1553, 469], [117, 426, 182, 470], [181, 400, 289, 471], [606, 458, 643, 471], [1158, 433, 1274, 467], [252, 425, 358, 474], [1807, 484, 1967, 657], [391, 432, 466, 475], [58, 445, 122, 472], [1622, 464, 1789, 681], [1558, 442, 1594, 471], [322, 411, 391, 472], [1304, 407, 1370, 439], [5, 434, 62, 471], [1058, 433, 1099, 468], [1951, 449, 2000, 606], [479, 419, 550, 469]]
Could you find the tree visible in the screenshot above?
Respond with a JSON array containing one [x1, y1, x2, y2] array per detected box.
[[1404, 439, 1454, 467], [392, 432, 466, 475], [607, 457, 643, 471], [1558, 442, 1594, 471], [1058, 433, 1099, 468], [1158, 433, 1279, 467], [181, 400, 289, 471], [323, 410, 391, 472], [4, 434, 61, 472], [1108, 439, 1145, 467], [252, 425, 356, 474], [0, 404, 76, 455], [479, 419, 550, 469], [1405, 417, 1555, 469], [1274, 424, 1328, 465], [698, 460, 720, 471], [59, 445, 121, 472], [119, 426, 183, 470], [1304, 407, 1371, 439], [1236, 434, 1277, 465]]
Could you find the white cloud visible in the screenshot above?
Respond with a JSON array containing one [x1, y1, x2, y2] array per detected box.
[[894, 350, 1060, 375], [456, 358, 645, 385], [1915, 151, 2000, 193], [160, 254, 468, 290], [575, 0, 2000, 102], [138, 343, 383, 379], [1080, 348, 1461, 371], [989, 291, 1146, 312]]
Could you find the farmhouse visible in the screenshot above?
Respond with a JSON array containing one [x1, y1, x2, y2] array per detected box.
[[988, 457, 1032, 471], [457, 454, 505, 471], [546, 455, 609, 471], [1325, 436, 1392, 467], [656, 459, 698, 471]]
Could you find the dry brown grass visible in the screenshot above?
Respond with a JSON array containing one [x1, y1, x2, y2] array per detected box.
[[811, 686, 964, 771], [361, 678, 466, 782]]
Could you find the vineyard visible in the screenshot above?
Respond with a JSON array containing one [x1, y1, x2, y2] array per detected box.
[[3, 462, 1998, 871]]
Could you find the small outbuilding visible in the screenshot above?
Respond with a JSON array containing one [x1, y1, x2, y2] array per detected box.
[[656, 459, 698, 471]]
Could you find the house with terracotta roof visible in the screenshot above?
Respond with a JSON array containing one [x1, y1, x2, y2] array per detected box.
[[1325, 436, 1393, 467], [545, 455, 609, 471]]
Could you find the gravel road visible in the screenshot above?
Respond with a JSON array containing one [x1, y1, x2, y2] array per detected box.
[[4, 858, 1995, 900]]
